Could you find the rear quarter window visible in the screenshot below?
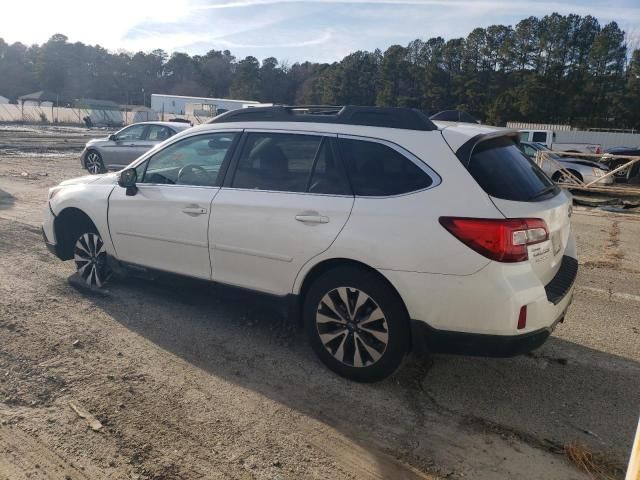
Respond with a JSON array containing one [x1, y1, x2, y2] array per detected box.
[[338, 138, 432, 196], [465, 137, 557, 202]]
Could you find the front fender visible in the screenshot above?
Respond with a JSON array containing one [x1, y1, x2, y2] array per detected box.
[[49, 184, 116, 256]]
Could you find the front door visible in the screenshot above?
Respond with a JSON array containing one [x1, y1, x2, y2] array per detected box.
[[210, 131, 354, 294], [102, 124, 148, 168], [108, 131, 239, 279]]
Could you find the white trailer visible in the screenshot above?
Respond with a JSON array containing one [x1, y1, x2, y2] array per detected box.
[[509, 122, 640, 154], [151, 94, 258, 116]]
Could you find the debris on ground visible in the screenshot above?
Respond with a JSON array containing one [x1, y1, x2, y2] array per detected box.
[[572, 194, 640, 214], [69, 402, 103, 432]]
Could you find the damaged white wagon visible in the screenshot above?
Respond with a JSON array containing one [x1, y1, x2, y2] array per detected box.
[[42, 106, 578, 382]]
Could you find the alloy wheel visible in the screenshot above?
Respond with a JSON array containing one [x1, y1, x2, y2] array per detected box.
[[85, 152, 102, 174], [73, 233, 109, 288], [315, 287, 389, 368]]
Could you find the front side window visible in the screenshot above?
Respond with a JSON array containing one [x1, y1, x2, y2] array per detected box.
[[115, 124, 146, 141], [146, 125, 174, 141], [338, 138, 432, 196], [518, 132, 529, 142], [141, 133, 236, 186], [232, 133, 321, 193]]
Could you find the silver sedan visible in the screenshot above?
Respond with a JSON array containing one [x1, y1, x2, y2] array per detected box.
[[518, 141, 613, 186], [80, 121, 192, 174]]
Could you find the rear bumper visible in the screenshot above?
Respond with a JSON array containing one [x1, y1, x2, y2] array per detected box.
[[405, 255, 577, 357], [410, 303, 568, 357]]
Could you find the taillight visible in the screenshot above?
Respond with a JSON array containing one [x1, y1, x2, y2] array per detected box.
[[439, 217, 549, 262], [595, 146, 602, 154]]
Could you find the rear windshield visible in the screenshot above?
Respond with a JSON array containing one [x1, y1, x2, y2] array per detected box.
[[466, 137, 558, 202]]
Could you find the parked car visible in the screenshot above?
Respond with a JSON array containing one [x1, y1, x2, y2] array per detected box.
[[80, 121, 192, 174], [518, 141, 613, 185], [518, 129, 601, 154], [43, 106, 578, 382], [600, 146, 640, 183]]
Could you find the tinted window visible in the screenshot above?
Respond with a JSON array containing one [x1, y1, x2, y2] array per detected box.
[[233, 133, 321, 192], [308, 140, 350, 195], [338, 138, 432, 196], [146, 125, 174, 141], [518, 132, 529, 142], [115, 124, 146, 141], [532, 131, 547, 143], [467, 137, 557, 202], [141, 133, 236, 186]]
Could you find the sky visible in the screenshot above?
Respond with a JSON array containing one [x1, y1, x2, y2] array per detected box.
[[1, 0, 639, 63]]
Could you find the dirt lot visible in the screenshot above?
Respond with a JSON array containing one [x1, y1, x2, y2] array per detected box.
[[0, 125, 639, 480]]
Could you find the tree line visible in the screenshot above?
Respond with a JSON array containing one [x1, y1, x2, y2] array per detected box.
[[1, 12, 639, 128]]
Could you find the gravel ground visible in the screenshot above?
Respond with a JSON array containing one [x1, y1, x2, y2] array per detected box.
[[0, 127, 638, 480]]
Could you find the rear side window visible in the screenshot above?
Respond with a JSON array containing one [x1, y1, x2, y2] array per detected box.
[[338, 138, 432, 196], [233, 133, 320, 192], [532, 131, 547, 143], [467, 137, 557, 202], [231, 133, 350, 195]]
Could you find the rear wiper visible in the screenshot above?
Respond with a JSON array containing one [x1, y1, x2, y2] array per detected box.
[[529, 185, 557, 201]]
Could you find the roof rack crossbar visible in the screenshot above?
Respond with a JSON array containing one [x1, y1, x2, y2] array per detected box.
[[209, 105, 438, 131]]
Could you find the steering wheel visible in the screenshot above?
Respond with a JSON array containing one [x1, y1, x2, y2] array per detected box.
[[177, 164, 209, 184]]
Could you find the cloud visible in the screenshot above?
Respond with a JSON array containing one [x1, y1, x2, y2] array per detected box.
[[192, 0, 640, 22], [214, 30, 333, 48]]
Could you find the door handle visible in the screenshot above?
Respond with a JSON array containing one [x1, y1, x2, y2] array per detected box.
[[182, 206, 208, 216], [295, 214, 329, 224]]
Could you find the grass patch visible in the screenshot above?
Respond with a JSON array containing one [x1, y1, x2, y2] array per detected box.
[[564, 441, 625, 480]]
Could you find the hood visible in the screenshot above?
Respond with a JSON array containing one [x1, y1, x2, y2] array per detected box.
[[86, 136, 111, 146], [59, 172, 118, 187]]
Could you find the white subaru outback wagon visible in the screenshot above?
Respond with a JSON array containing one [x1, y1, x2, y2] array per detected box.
[[42, 106, 578, 382]]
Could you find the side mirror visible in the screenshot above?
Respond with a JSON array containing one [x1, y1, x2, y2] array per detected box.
[[108, 133, 117, 141], [118, 168, 138, 196]]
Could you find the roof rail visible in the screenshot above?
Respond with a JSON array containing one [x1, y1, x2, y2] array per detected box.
[[209, 105, 438, 131]]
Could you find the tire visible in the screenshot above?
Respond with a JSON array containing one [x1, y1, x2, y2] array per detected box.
[[72, 226, 110, 288], [609, 159, 630, 180], [84, 150, 105, 174], [553, 169, 582, 184], [303, 266, 410, 382]]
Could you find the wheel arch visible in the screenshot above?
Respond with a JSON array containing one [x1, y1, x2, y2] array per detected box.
[[296, 258, 411, 336], [552, 168, 583, 182], [54, 207, 98, 260]]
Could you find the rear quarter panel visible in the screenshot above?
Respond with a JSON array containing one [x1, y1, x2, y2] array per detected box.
[[293, 131, 504, 293]]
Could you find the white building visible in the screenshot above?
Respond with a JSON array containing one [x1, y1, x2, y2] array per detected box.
[[151, 94, 258, 116]]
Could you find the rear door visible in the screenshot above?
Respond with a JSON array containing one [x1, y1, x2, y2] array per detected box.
[[209, 131, 354, 295], [463, 136, 572, 284]]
